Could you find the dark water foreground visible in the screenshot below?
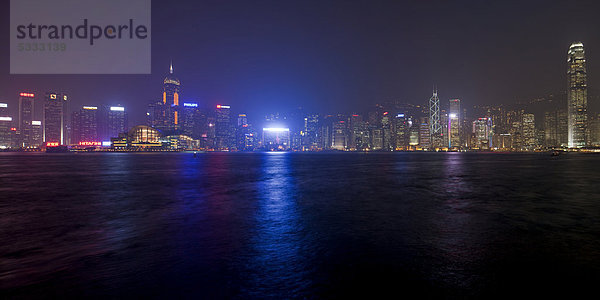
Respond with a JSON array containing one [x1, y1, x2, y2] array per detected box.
[[1, 152, 599, 298]]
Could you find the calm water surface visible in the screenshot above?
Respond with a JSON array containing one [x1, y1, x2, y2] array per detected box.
[[1, 152, 600, 298]]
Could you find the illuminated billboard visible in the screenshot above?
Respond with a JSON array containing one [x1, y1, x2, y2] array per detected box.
[[79, 141, 102, 146]]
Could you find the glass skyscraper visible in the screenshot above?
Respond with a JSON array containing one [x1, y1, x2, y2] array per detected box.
[[567, 42, 587, 148], [18, 93, 35, 147], [71, 106, 99, 144], [43, 92, 67, 145], [428, 89, 441, 148], [449, 98, 461, 148]]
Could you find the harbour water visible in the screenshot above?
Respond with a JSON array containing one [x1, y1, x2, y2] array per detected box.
[[1, 152, 599, 298]]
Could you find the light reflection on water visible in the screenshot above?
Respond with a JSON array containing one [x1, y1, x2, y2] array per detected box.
[[1, 152, 600, 298]]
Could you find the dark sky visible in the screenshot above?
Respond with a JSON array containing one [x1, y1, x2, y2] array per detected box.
[[2, 0, 600, 125]]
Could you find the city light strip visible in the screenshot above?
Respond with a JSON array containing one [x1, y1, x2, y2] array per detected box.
[[0, 117, 12, 121], [110, 106, 125, 111], [83, 106, 98, 110], [263, 128, 290, 132], [19, 93, 34, 98], [0, 103, 8, 107], [32, 121, 42, 125]]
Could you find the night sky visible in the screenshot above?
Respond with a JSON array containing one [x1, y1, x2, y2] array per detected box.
[[1, 0, 600, 125]]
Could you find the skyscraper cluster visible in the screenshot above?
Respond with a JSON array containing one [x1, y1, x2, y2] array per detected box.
[[0, 43, 594, 152]]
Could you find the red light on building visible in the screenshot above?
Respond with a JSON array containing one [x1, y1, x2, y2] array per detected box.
[[79, 141, 101, 146], [383, 112, 389, 115], [216, 104, 221, 109], [19, 93, 35, 98], [10, 127, 17, 131], [46, 142, 59, 147]]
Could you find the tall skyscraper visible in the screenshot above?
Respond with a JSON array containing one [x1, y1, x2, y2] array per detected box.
[[522, 113, 536, 150], [418, 117, 431, 149], [331, 118, 348, 150], [72, 106, 99, 144], [393, 113, 408, 150], [449, 99, 461, 148], [428, 89, 442, 148], [43, 92, 67, 145], [103, 106, 128, 141], [472, 118, 493, 149], [181, 102, 199, 138], [544, 110, 568, 148], [149, 63, 182, 135], [302, 114, 320, 150], [236, 113, 254, 151], [567, 42, 587, 148], [164, 62, 181, 107], [31, 120, 42, 146], [215, 104, 232, 150], [18, 92, 35, 147], [0, 103, 12, 149]]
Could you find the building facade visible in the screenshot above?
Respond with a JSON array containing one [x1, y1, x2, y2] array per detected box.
[[567, 42, 587, 148], [43, 92, 67, 145]]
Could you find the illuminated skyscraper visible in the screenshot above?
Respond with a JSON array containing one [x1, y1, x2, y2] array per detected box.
[[418, 117, 431, 149], [544, 110, 568, 148], [331, 118, 348, 150], [101, 106, 128, 141], [0, 103, 12, 149], [31, 120, 42, 146], [302, 114, 320, 150], [393, 113, 408, 150], [18, 92, 35, 147], [381, 112, 392, 151], [164, 62, 181, 106], [472, 118, 493, 149], [181, 102, 199, 138], [428, 89, 442, 147], [149, 63, 182, 135], [567, 42, 587, 148], [215, 105, 232, 150], [522, 113, 536, 150], [43, 92, 67, 145], [449, 99, 461, 148], [72, 106, 99, 144]]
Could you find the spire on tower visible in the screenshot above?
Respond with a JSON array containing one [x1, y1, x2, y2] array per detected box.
[[170, 60, 173, 74]]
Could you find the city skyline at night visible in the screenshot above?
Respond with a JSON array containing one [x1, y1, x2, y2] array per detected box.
[[2, 0, 600, 126], [1, 41, 599, 151], [4, 1, 600, 298]]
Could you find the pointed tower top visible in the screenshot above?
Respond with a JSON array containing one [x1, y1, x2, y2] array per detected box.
[[170, 60, 173, 74]]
